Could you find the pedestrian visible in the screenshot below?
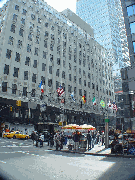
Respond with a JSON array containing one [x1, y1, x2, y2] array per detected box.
[[35, 132, 39, 147], [73, 131, 79, 151], [50, 133, 54, 147], [31, 131, 35, 145], [87, 131, 91, 150], [102, 132, 105, 146], [97, 131, 100, 144], [47, 132, 50, 146]]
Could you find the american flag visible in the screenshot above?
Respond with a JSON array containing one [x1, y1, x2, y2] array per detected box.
[[57, 85, 64, 96], [112, 102, 118, 111]]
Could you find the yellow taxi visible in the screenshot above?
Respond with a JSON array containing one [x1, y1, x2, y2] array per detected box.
[[6, 131, 29, 139], [3, 132, 10, 138]]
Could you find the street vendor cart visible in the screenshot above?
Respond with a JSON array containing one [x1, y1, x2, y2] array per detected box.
[[79, 134, 87, 152]]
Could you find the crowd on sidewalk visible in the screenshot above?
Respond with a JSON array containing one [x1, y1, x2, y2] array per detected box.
[[30, 130, 106, 151]]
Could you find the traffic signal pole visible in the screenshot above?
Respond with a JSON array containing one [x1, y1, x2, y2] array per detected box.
[[105, 113, 109, 148]]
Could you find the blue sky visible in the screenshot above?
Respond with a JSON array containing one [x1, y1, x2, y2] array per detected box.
[[0, 0, 76, 13]]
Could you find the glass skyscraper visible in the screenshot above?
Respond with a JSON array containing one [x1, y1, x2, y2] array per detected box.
[[76, 0, 130, 81]]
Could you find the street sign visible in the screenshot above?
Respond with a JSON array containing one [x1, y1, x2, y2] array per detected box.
[[105, 119, 109, 123]]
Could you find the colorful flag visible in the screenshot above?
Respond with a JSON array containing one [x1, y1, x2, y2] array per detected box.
[[39, 80, 42, 89], [71, 92, 75, 102], [41, 85, 44, 93], [100, 100, 105, 108], [112, 102, 118, 111], [82, 95, 86, 104], [57, 85, 64, 96], [92, 97, 96, 105], [107, 100, 112, 108]]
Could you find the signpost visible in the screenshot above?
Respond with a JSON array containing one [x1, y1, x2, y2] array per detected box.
[[105, 118, 109, 148]]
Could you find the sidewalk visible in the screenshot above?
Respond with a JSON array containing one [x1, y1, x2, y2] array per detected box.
[[34, 141, 135, 158]]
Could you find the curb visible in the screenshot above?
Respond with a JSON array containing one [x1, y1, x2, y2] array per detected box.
[[59, 150, 135, 158]]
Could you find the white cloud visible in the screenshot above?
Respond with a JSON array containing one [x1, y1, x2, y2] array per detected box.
[[0, 0, 8, 8]]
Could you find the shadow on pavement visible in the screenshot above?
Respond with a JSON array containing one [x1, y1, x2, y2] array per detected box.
[[97, 156, 135, 180]]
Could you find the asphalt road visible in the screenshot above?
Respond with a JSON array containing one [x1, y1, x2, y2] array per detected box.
[[0, 137, 135, 180]]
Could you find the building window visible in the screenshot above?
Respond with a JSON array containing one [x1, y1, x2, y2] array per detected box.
[[38, 18, 41, 23], [130, 22, 135, 34], [92, 83, 94, 89], [79, 59, 81, 65], [21, 18, 25, 25], [33, 60, 37, 68], [15, 5, 19, 11], [19, 28, 24, 37], [32, 73, 36, 83], [63, 60, 65, 67], [45, 31, 48, 37], [133, 42, 135, 53], [69, 63, 71, 70], [10, 24, 15, 33], [74, 87, 76, 94], [42, 63, 46, 71], [12, 84, 17, 94], [49, 66, 52, 74], [84, 80, 86, 86], [50, 44, 53, 51], [74, 55, 76, 63], [88, 82, 90, 88], [4, 64, 9, 75], [13, 67, 19, 77], [17, 40, 22, 49], [43, 51, 47, 59], [23, 87, 27, 97], [69, 74, 71, 81], [31, 14, 36, 20], [41, 76, 45, 85], [62, 83, 65, 91], [24, 71, 28, 80], [83, 70, 86, 77], [79, 89, 82, 96], [57, 58, 60, 65], [44, 40, 47, 48], [51, 26, 54, 31], [51, 34, 54, 40], [28, 33, 32, 41], [15, 52, 20, 62], [25, 57, 30, 66], [45, 22, 48, 27], [96, 85, 98, 91], [56, 69, 59, 77], [56, 81, 59, 89], [62, 71, 65, 79], [74, 76, 76, 83], [88, 73, 90, 79], [22, 9, 27, 15], [6, 49, 12, 59], [8, 36, 14, 45], [50, 54, 53, 62], [34, 47, 38, 56], [13, 14, 18, 22], [79, 68, 81, 74], [31, 89, 35, 97], [48, 79, 52, 87], [27, 44, 31, 53], [69, 54, 71, 60], [68, 85, 71, 93], [2, 82, 7, 92], [127, 5, 135, 16], [79, 78, 81, 85]]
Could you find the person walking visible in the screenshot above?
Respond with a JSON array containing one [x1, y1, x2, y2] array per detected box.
[[87, 131, 91, 150], [102, 132, 105, 146], [50, 133, 53, 147], [31, 131, 35, 145], [73, 131, 79, 151]]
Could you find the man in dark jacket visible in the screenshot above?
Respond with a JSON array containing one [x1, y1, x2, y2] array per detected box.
[[31, 131, 35, 145], [73, 131, 79, 151], [87, 131, 91, 150]]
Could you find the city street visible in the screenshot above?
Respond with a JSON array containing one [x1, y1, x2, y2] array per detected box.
[[0, 137, 135, 180]]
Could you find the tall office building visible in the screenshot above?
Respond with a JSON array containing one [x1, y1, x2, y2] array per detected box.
[[76, 0, 130, 91], [0, 0, 114, 128]]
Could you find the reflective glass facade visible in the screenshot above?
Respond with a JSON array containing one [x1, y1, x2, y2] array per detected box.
[[76, 0, 130, 79]]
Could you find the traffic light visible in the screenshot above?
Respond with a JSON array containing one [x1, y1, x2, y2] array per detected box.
[[10, 106, 12, 111], [16, 100, 21, 106]]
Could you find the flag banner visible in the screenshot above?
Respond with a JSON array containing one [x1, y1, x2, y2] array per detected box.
[[107, 100, 112, 108], [100, 100, 105, 108], [39, 80, 42, 89], [57, 85, 64, 96], [61, 99, 65, 103], [82, 95, 86, 104], [92, 97, 96, 105], [71, 92, 75, 102], [112, 102, 118, 111], [41, 85, 44, 93]]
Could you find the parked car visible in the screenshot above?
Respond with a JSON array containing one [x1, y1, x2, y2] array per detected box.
[[3, 132, 10, 138], [6, 131, 29, 139]]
